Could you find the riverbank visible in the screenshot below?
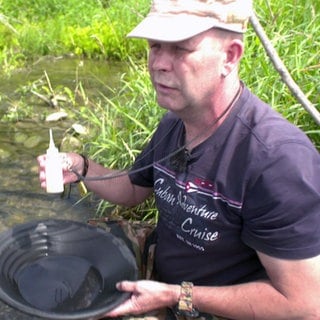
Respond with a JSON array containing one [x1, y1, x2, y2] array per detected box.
[[1, 0, 318, 132], [0, 0, 319, 219]]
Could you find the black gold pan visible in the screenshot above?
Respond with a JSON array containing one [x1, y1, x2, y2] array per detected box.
[[0, 219, 137, 320]]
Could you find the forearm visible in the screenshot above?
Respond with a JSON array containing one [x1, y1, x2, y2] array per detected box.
[[107, 280, 302, 319], [191, 281, 303, 320], [81, 158, 152, 207], [107, 266, 320, 319]]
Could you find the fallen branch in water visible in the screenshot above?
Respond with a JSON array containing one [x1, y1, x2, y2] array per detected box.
[[250, 12, 320, 126]]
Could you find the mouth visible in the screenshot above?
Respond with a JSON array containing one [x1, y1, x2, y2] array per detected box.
[[155, 82, 176, 93]]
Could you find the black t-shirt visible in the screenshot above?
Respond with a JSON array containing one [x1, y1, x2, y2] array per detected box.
[[129, 86, 320, 285]]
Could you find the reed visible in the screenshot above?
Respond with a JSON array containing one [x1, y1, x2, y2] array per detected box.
[[0, 0, 319, 218]]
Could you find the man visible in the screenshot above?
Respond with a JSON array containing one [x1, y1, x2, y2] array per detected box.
[[38, 0, 320, 319]]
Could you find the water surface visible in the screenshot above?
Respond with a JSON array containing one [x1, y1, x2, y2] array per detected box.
[[0, 57, 124, 319]]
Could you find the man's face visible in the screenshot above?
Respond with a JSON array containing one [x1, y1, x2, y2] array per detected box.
[[148, 29, 227, 116]]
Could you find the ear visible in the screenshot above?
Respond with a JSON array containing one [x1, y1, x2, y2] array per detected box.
[[222, 39, 244, 77]]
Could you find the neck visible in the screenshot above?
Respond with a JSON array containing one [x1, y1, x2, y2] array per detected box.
[[184, 81, 242, 150]]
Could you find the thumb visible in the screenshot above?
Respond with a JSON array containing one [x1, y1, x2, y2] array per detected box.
[[116, 280, 136, 292]]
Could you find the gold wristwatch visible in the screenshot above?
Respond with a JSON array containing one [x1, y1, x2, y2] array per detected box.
[[174, 281, 199, 317]]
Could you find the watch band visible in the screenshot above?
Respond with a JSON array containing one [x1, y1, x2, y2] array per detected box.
[[175, 281, 199, 317]]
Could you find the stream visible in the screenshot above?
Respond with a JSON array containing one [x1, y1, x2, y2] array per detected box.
[[0, 57, 125, 319]]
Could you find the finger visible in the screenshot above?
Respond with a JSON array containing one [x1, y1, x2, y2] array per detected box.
[[116, 280, 136, 292], [38, 168, 46, 188], [60, 153, 71, 171], [39, 170, 46, 180], [37, 154, 46, 167], [105, 299, 133, 317]]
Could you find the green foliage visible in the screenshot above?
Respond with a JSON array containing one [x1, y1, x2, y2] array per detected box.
[[0, 0, 149, 62], [71, 60, 161, 219], [0, 0, 319, 218], [241, 0, 319, 147], [78, 59, 161, 169], [1, 0, 104, 22]]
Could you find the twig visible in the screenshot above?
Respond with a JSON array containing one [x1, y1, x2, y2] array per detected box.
[[44, 70, 54, 95], [31, 90, 52, 106], [250, 12, 320, 126]]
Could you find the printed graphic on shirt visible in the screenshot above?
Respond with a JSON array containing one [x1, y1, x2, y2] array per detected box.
[[154, 163, 241, 252]]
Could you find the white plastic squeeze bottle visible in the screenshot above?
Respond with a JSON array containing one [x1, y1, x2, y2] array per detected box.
[[45, 129, 64, 193]]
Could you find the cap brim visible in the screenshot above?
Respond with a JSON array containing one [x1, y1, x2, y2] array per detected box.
[[127, 14, 222, 42]]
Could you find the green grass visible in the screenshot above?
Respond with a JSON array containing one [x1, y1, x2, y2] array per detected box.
[[0, 0, 319, 218], [0, 0, 150, 66], [242, 0, 319, 142]]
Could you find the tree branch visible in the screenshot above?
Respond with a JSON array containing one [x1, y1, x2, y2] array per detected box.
[[250, 12, 320, 126]]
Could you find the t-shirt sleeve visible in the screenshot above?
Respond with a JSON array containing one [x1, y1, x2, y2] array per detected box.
[[241, 141, 320, 259]]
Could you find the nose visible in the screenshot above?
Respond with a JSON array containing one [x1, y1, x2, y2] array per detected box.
[[149, 47, 173, 72]]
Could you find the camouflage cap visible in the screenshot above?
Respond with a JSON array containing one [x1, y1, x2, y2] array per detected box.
[[127, 0, 253, 42]]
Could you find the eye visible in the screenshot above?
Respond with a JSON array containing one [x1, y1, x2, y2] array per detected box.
[[174, 45, 184, 51], [149, 42, 161, 50], [173, 45, 192, 53]]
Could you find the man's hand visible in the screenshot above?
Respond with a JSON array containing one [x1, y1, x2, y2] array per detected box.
[[105, 280, 180, 317], [37, 152, 85, 189]]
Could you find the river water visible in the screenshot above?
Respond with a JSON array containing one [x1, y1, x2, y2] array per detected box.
[[0, 57, 125, 319]]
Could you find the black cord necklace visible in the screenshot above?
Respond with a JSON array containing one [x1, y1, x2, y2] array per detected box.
[[72, 83, 243, 181], [169, 84, 242, 173]]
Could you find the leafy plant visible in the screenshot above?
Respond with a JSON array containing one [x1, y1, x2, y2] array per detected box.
[[0, 0, 319, 219]]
